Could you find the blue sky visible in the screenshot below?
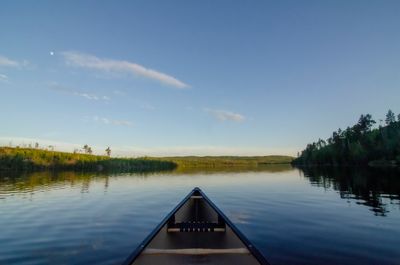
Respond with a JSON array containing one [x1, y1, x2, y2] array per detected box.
[[1, 1, 399, 156]]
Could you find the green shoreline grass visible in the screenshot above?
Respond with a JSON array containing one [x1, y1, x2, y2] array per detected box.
[[0, 147, 176, 172], [0, 146, 293, 172]]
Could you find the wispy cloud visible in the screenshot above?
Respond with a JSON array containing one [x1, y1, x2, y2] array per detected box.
[[0, 55, 19, 67], [0, 74, 9, 83], [0, 55, 29, 68], [205, 109, 245, 122], [49, 82, 110, 102], [93, 116, 133, 126], [61, 51, 190, 89], [74, 92, 110, 101]]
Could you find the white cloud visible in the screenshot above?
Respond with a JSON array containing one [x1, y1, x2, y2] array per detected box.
[[73, 92, 110, 101], [93, 116, 133, 126], [61, 51, 190, 89], [0, 55, 19, 67], [0, 55, 29, 67], [49, 82, 110, 102], [205, 109, 245, 122]]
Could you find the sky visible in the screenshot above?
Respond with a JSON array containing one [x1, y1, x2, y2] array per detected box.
[[0, 1, 400, 157]]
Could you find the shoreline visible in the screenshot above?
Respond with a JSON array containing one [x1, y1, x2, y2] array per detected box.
[[0, 146, 294, 172]]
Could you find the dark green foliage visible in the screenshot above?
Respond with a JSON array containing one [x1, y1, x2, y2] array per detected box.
[[293, 111, 400, 166], [0, 147, 176, 172]]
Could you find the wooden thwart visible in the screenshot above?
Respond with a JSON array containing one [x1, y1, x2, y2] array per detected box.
[[142, 248, 250, 255]]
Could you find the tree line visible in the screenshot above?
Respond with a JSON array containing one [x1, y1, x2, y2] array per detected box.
[[293, 110, 400, 166]]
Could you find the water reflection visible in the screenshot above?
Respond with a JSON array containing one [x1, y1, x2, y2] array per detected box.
[[0, 164, 293, 197], [1, 165, 400, 265], [0, 171, 106, 197], [2, 165, 399, 218], [173, 163, 293, 174], [299, 166, 400, 216]]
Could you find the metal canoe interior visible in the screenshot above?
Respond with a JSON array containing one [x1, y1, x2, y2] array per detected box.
[[130, 189, 261, 265]]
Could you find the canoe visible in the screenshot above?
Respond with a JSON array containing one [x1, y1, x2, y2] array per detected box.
[[122, 187, 270, 265]]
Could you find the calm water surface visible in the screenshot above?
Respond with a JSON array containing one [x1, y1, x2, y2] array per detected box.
[[1, 166, 399, 265]]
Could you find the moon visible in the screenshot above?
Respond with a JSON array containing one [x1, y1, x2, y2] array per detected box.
[[50, 51, 54, 56]]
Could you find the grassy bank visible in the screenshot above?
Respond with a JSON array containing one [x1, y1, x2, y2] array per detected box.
[[0, 147, 293, 172], [0, 147, 176, 172]]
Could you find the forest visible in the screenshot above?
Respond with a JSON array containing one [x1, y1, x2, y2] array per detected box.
[[293, 110, 400, 167]]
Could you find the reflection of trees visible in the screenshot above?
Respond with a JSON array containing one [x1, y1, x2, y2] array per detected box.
[[0, 165, 294, 198], [0, 171, 106, 195], [298, 166, 400, 216], [0, 170, 181, 197], [0, 169, 177, 196], [173, 164, 293, 174]]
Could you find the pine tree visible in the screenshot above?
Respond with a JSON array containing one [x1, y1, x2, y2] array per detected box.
[[385, 109, 395, 125]]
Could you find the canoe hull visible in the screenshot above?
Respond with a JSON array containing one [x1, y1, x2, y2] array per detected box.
[[123, 187, 270, 265]]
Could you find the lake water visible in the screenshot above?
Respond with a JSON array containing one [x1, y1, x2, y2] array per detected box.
[[1, 165, 399, 265]]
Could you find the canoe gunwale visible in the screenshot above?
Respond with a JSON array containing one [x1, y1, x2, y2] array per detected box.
[[196, 188, 270, 265], [121, 187, 270, 265], [121, 188, 195, 265]]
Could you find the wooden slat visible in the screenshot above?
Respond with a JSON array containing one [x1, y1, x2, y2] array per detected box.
[[190, 195, 203, 199], [142, 248, 250, 255]]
